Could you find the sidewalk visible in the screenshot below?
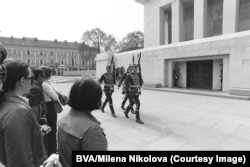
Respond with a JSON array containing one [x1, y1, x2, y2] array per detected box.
[[54, 81, 250, 150], [143, 87, 250, 100]]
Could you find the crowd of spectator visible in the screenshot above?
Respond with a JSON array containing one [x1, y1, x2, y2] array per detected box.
[[0, 44, 107, 167]]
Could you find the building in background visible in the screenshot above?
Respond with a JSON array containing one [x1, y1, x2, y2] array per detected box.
[[0, 36, 97, 76], [96, 0, 250, 96]]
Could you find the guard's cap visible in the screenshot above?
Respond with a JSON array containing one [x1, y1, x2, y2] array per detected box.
[[106, 64, 112, 68]]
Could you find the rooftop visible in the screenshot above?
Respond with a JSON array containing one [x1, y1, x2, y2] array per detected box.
[[0, 36, 81, 50]]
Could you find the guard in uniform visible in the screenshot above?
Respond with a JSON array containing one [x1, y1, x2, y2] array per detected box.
[[124, 63, 144, 124], [118, 65, 134, 113], [99, 64, 117, 117]]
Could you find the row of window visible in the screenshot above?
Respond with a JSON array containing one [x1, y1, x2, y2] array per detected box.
[[12, 56, 95, 67], [7, 48, 79, 57], [162, 0, 250, 44]]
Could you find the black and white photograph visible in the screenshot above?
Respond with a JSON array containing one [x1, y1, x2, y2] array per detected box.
[[1, 0, 250, 166]]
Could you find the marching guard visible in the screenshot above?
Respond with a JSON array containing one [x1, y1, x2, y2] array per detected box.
[[124, 53, 144, 124], [118, 65, 135, 113], [99, 63, 117, 118]]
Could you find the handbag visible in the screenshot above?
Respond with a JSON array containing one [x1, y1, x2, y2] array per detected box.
[[53, 100, 63, 113], [56, 92, 68, 106]]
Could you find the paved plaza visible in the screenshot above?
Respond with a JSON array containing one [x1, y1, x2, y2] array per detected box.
[[52, 76, 250, 150]]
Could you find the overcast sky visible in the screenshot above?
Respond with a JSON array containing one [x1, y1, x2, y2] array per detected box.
[[0, 0, 143, 42]]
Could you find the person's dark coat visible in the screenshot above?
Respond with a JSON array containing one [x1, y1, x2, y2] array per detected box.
[[57, 108, 107, 167], [0, 92, 44, 167], [26, 80, 47, 120]]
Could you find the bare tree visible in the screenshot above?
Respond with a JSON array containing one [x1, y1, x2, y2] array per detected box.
[[104, 34, 117, 52], [81, 28, 107, 53]]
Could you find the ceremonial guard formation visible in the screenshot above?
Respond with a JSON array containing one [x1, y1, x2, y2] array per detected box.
[[99, 56, 117, 117], [124, 53, 144, 124]]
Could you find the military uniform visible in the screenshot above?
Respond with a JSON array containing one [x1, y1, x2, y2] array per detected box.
[[124, 64, 144, 124], [99, 66, 117, 117], [118, 70, 134, 113]]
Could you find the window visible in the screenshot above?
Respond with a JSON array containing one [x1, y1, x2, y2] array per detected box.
[[7, 49, 11, 55], [50, 51, 54, 56], [27, 50, 30, 55], [207, 0, 223, 37], [40, 59, 43, 65], [40, 51, 43, 56], [238, 0, 250, 32], [13, 49, 17, 55]]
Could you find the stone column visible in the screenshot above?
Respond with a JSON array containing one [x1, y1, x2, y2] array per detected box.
[[223, 0, 239, 34], [34, 50, 37, 67], [46, 51, 49, 66], [78, 53, 80, 69], [66, 52, 69, 66], [172, 0, 184, 43], [21, 50, 23, 61], [55, 51, 58, 64], [194, 0, 207, 39]]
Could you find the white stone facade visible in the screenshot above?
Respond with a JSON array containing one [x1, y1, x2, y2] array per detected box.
[[96, 0, 250, 96]]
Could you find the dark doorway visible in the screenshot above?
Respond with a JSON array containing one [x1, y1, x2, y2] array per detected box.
[[187, 60, 213, 89]]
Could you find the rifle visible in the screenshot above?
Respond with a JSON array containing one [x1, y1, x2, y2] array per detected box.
[[137, 52, 143, 86], [111, 55, 116, 83]]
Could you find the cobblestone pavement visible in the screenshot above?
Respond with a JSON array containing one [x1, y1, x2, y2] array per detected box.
[[52, 77, 250, 150]]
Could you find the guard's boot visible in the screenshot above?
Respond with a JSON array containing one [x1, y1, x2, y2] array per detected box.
[[131, 107, 135, 114], [101, 100, 108, 113], [121, 95, 127, 110], [110, 104, 117, 117], [121, 104, 125, 110], [135, 111, 144, 124], [124, 106, 131, 118]]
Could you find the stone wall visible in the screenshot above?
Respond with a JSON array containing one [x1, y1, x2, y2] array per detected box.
[[96, 30, 250, 95], [58, 70, 95, 76]]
